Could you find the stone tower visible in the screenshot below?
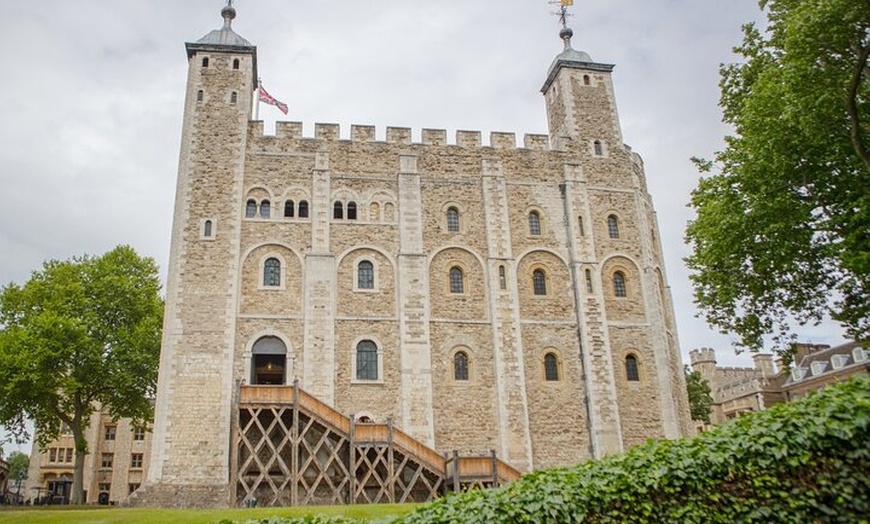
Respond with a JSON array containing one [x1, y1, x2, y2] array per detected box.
[[134, 4, 693, 508], [144, 4, 256, 505]]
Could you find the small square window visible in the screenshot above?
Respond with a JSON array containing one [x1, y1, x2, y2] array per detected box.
[[131, 453, 144, 469], [133, 427, 146, 441], [101, 453, 114, 469], [105, 425, 116, 441]]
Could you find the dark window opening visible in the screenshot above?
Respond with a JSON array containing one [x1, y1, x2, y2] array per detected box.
[[347, 201, 357, 220], [230, 91, 238, 104], [626, 355, 640, 382], [333, 201, 344, 219], [251, 336, 287, 385], [298, 200, 309, 218], [454, 351, 469, 381], [447, 207, 460, 232], [594, 140, 603, 156], [499, 265, 507, 290], [607, 215, 620, 238], [202, 57, 209, 68], [204, 220, 213, 237], [197, 90, 204, 102], [449, 267, 464, 294], [356, 340, 378, 380], [358, 261, 374, 289], [284, 200, 295, 218], [264, 258, 281, 287], [233, 58, 240, 70], [533, 269, 547, 296], [245, 199, 257, 218], [259, 200, 270, 218], [529, 211, 542, 236], [544, 353, 559, 381], [613, 272, 627, 298]]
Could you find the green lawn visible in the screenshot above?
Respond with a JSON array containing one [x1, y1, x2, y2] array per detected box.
[[0, 504, 417, 524]]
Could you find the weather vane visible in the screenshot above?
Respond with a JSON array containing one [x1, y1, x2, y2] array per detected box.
[[549, 0, 574, 30]]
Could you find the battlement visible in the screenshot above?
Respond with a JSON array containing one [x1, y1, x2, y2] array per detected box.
[[249, 121, 553, 151], [689, 347, 717, 365]]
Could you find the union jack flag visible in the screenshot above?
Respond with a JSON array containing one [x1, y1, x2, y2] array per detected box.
[[258, 82, 288, 115]]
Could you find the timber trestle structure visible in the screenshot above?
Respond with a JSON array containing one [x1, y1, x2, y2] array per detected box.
[[233, 382, 522, 507]]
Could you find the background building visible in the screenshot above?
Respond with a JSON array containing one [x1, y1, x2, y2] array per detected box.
[[25, 410, 151, 505]]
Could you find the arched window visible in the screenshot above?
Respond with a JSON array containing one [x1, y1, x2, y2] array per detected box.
[[245, 199, 257, 218], [230, 91, 238, 104], [499, 265, 507, 290], [356, 340, 378, 381], [583, 75, 591, 86], [625, 354, 640, 382], [347, 201, 357, 220], [197, 90, 204, 102], [453, 351, 469, 381], [528, 211, 542, 236], [259, 200, 270, 219], [232, 58, 240, 70], [357, 261, 374, 290], [613, 271, 627, 298], [284, 200, 295, 218], [203, 220, 213, 237], [251, 336, 286, 385], [594, 140, 603, 156], [449, 267, 464, 294], [607, 215, 620, 238], [544, 353, 559, 381], [298, 200, 309, 218], [446, 207, 460, 232], [333, 201, 344, 220], [201, 57, 209, 68], [263, 258, 281, 287], [533, 269, 547, 296]]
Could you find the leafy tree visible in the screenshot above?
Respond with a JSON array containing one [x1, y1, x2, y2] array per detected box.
[[7, 451, 29, 484], [684, 366, 713, 424], [0, 246, 163, 504], [686, 0, 870, 354]]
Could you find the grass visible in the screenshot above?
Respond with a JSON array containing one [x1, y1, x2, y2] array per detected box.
[[0, 503, 418, 524]]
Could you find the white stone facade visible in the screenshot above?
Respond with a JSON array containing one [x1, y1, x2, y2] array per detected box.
[[138, 8, 692, 507]]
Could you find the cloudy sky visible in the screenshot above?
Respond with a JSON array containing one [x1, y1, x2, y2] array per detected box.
[[0, 1, 849, 450]]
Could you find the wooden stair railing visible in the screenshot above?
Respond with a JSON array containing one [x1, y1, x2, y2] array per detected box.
[[234, 382, 521, 507]]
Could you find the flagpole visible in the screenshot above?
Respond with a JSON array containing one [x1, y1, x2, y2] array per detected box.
[[254, 78, 261, 121]]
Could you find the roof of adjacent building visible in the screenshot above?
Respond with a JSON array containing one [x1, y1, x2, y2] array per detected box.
[[784, 341, 868, 386]]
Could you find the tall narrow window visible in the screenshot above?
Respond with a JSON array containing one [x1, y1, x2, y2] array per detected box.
[[203, 220, 213, 237], [454, 351, 469, 381], [583, 75, 591, 86], [499, 265, 507, 290], [245, 199, 257, 218], [544, 353, 559, 381], [197, 90, 204, 102], [347, 201, 358, 220], [259, 200, 270, 218], [533, 269, 547, 296], [578, 216, 585, 236], [232, 58, 240, 70], [202, 57, 209, 68], [230, 91, 238, 104], [613, 272, 627, 298], [449, 267, 464, 294], [356, 340, 378, 380], [298, 200, 309, 218], [607, 215, 620, 238], [585, 269, 593, 293], [284, 200, 295, 218], [625, 355, 640, 382], [358, 261, 374, 290], [447, 207, 460, 232], [263, 258, 281, 287], [594, 140, 603, 156], [333, 201, 344, 219], [528, 211, 542, 236]]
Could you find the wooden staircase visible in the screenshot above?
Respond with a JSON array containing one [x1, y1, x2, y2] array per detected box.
[[233, 382, 521, 507]]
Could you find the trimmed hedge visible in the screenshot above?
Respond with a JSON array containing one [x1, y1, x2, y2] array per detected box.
[[230, 374, 870, 524]]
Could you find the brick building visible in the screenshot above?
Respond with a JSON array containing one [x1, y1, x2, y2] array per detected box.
[[33, 3, 693, 507]]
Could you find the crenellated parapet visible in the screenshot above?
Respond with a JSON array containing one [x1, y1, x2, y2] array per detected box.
[[249, 121, 553, 151]]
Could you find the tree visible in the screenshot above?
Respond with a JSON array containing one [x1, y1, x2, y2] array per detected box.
[[0, 246, 163, 505], [684, 366, 713, 424], [686, 0, 870, 354], [7, 451, 29, 485]]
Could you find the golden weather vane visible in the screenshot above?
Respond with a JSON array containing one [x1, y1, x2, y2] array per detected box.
[[549, 0, 574, 30]]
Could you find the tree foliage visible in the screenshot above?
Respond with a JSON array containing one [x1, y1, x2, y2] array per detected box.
[[0, 245, 163, 504], [225, 375, 870, 524], [684, 366, 713, 424], [685, 0, 870, 353], [7, 451, 29, 482]]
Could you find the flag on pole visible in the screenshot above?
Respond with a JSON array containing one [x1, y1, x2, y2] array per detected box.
[[258, 82, 288, 115], [561, 0, 573, 5]]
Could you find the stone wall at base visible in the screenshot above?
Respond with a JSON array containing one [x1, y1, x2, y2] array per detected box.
[[123, 483, 229, 509]]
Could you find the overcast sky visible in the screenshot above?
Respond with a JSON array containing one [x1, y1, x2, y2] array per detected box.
[[0, 1, 850, 452]]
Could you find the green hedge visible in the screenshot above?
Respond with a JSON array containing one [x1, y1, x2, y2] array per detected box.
[[231, 374, 870, 524]]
